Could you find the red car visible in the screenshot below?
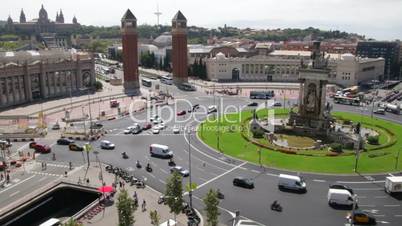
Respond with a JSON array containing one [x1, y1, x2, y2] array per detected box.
[[177, 110, 186, 116], [142, 123, 152, 130], [29, 142, 51, 153]]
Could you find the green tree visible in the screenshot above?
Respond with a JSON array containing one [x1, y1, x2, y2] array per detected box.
[[149, 209, 161, 226], [165, 171, 184, 222], [203, 189, 220, 226], [63, 218, 83, 226], [95, 80, 103, 91], [163, 54, 171, 71], [117, 189, 137, 226], [87, 40, 109, 53]]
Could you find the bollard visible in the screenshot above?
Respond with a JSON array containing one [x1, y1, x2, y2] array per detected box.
[[52, 153, 56, 161]]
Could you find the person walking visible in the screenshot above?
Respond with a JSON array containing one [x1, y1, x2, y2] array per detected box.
[[142, 200, 146, 212]]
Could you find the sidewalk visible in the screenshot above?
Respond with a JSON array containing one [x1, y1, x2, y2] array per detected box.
[[65, 163, 190, 226]]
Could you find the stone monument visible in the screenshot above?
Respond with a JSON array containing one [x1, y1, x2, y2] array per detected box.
[[289, 41, 332, 135]]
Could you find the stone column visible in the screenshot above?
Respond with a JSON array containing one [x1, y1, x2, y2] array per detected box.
[[39, 63, 47, 98], [0, 78, 4, 106], [76, 55, 83, 89], [23, 62, 33, 102], [18, 76, 25, 102], [12, 77, 18, 103], [5, 77, 11, 104], [298, 80, 304, 111]]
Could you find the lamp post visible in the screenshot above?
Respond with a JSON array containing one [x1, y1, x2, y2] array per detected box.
[[395, 148, 401, 170], [187, 126, 193, 210]]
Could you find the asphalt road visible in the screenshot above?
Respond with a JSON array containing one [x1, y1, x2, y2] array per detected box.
[[2, 80, 402, 226]]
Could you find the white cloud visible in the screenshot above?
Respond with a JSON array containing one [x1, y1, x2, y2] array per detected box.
[[1, 0, 401, 40]]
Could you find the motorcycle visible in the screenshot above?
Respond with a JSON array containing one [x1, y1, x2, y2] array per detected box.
[[168, 159, 176, 167], [217, 190, 224, 199], [270, 201, 282, 212], [145, 164, 153, 172], [136, 160, 142, 169], [157, 195, 166, 205], [122, 152, 129, 159], [136, 180, 145, 188]]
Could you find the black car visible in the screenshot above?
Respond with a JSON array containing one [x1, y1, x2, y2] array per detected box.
[[247, 102, 258, 107], [273, 102, 282, 107], [57, 138, 74, 145], [329, 184, 354, 194], [233, 177, 254, 189]]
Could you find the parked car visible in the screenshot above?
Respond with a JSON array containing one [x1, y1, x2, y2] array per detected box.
[[100, 140, 115, 150], [69, 143, 84, 152], [177, 110, 186, 116], [57, 138, 74, 145], [29, 142, 51, 153], [233, 177, 254, 189], [348, 210, 376, 225], [170, 166, 189, 177], [329, 184, 354, 195], [273, 102, 282, 107], [123, 126, 135, 134]]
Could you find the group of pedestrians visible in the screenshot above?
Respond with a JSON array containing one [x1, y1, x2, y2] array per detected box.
[[0, 172, 10, 184], [131, 191, 146, 212]]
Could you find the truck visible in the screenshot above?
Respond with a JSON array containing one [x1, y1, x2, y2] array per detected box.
[[385, 176, 402, 194]]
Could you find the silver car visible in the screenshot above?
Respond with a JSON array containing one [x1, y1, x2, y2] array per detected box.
[[170, 166, 189, 177]]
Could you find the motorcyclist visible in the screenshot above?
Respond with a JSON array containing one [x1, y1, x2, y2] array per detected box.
[[136, 160, 141, 168], [146, 163, 151, 169], [122, 152, 128, 158]]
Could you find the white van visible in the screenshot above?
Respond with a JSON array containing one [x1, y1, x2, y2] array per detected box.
[[39, 218, 61, 226], [328, 189, 354, 207], [150, 144, 173, 158], [385, 176, 402, 194], [278, 174, 307, 192]]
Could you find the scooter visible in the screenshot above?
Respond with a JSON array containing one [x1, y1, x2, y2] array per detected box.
[[136, 180, 145, 188], [136, 160, 142, 169], [157, 195, 166, 204], [217, 190, 224, 199], [270, 201, 282, 212], [122, 152, 129, 159], [145, 164, 153, 172], [168, 159, 176, 167]]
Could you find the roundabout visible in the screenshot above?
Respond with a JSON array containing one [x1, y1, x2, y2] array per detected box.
[[198, 110, 402, 174]]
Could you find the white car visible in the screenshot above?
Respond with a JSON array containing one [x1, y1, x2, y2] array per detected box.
[[173, 126, 180, 134], [160, 122, 166, 129], [124, 126, 135, 134], [100, 140, 115, 150], [152, 128, 160, 134]]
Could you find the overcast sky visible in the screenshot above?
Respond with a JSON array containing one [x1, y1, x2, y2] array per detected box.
[[2, 0, 402, 40]]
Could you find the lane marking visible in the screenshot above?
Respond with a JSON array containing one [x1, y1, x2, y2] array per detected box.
[[395, 215, 402, 217], [187, 162, 247, 193], [38, 177, 47, 182], [358, 196, 367, 198], [373, 215, 385, 217], [336, 180, 385, 184], [354, 188, 383, 191], [251, 169, 260, 174], [147, 173, 156, 179], [384, 204, 400, 207], [182, 149, 229, 172], [374, 196, 387, 199], [0, 175, 36, 194], [313, 179, 327, 183], [160, 169, 168, 174], [158, 179, 166, 184], [9, 190, 20, 197], [359, 205, 375, 207]]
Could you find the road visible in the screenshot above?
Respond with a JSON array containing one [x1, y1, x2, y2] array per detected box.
[[2, 80, 402, 226]]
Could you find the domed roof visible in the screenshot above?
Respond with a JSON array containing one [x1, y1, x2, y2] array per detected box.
[[153, 32, 172, 47], [216, 52, 225, 60]]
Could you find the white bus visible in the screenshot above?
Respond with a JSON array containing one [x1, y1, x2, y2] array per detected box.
[[160, 76, 173, 85]]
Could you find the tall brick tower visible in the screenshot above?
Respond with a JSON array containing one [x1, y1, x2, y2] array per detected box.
[[171, 11, 188, 85], [121, 9, 140, 95]]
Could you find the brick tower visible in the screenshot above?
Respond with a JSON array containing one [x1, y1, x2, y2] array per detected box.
[[121, 9, 140, 95], [171, 11, 188, 85]]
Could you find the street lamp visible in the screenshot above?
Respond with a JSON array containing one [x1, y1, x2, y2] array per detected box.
[[395, 148, 401, 170], [186, 126, 193, 210]]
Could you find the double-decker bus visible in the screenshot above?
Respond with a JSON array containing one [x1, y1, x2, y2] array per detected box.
[[160, 76, 173, 85], [141, 78, 152, 87], [333, 96, 360, 106]]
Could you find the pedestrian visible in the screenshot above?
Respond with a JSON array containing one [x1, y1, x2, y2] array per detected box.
[[64, 171, 68, 177], [133, 191, 137, 200], [0, 173, 3, 181], [142, 200, 146, 211], [69, 161, 72, 170], [86, 178, 90, 184], [119, 181, 122, 188], [6, 174, 10, 183], [122, 181, 125, 188]]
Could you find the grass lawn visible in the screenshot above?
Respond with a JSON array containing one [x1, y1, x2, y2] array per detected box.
[[198, 110, 402, 174]]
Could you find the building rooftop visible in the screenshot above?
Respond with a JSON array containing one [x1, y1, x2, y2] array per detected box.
[[0, 49, 91, 66], [269, 50, 311, 57]]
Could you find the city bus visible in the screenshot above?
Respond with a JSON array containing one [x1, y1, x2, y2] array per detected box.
[[160, 76, 173, 85], [250, 90, 274, 99], [141, 78, 152, 87], [333, 96, 360, 106]]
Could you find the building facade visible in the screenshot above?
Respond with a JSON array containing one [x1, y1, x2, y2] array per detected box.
[[356, 41, 400, 80], [5, 5, 80, 35], [206, 50, 384, 87], [0, 50, 95, 109]]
